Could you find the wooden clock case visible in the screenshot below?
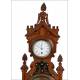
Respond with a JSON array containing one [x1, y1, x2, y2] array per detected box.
[[21, 3, 64, 80]]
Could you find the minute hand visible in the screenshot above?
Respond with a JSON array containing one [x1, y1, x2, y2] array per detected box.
[[41, 42, 43, 50]]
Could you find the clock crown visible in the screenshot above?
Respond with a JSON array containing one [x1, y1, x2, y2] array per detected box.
[[25, 3, 60, 56]]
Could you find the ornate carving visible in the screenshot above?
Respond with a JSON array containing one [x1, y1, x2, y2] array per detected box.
[[34, 61, 50, 75]]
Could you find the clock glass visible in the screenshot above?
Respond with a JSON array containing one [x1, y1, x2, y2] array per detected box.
[[32, 40, 51, 58]]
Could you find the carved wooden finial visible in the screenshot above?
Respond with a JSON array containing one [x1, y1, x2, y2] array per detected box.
[[22, 53, 27, 61], [21, 54, 28, 80], [37, 3, 49, 24], [56, 54, 64, 80], [41, 3, 46, 11], [58, 54, 63, 62]]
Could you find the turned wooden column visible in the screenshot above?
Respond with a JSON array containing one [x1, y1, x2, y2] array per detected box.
[[21, 54, 28, 80], [56, 55, 64, 80]]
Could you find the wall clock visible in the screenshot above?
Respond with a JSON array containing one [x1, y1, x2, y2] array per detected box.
[[21, 3, 64, 80]]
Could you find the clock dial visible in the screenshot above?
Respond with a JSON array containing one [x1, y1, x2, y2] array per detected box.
[[32, 40, 51, 57]]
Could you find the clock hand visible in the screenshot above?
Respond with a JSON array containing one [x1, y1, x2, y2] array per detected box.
[[41, 42, 43, 50]]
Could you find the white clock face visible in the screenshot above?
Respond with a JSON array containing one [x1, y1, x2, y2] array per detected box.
[[32, 40, 51, 58]]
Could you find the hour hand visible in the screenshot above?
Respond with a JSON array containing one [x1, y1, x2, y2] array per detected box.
[[41, 42, 43, 50]]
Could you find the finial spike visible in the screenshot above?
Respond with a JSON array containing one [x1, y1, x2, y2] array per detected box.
[[22, 53, 27, 61], [41, 3, 46, 11], [58, 54, 63, 62]]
